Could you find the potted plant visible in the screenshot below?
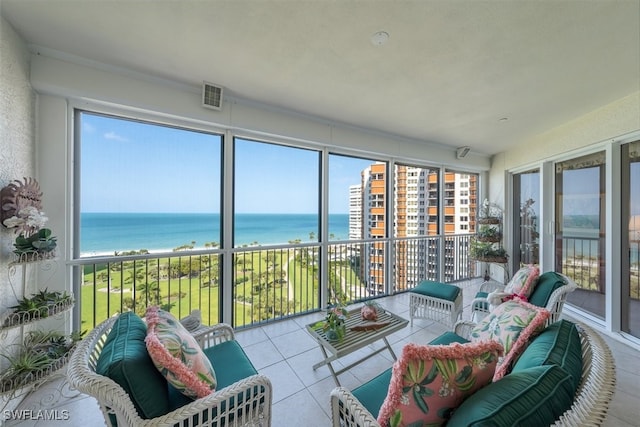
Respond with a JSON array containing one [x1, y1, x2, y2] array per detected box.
[[1, 178, 57, 261], [4, 289, 74, 327], [0, 330, 84, 393], [313, 303, 349, 342], [476, 225, 502, 242], [470, 240, 509, 263], [478, 199, 502, 224]]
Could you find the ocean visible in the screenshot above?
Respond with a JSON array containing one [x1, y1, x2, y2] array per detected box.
[[80, 212, 350, 255]]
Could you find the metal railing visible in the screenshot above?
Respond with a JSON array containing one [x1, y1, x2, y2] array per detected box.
[[72, 234, 478, 329], [560, 236, 603, 293]]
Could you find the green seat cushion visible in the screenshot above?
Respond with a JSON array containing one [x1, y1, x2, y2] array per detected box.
[[472, 291, 490, 311], [529, 271, 565, 307], [447, 365, 575, 427], [96, 312, 171, 420], [168, 339, 259, 411], [351, 368, 393, 418], [412, 280, 460, 301], [512, 319, 583, 392], [428, 331, 470, 345]]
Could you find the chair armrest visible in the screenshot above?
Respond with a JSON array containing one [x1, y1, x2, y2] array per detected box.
[[330, 387, 380, 427], [146, 374, 273, 427], [192, 323, 236, 349], [479, 280, 506, 293], [453, 320, 477, 340]]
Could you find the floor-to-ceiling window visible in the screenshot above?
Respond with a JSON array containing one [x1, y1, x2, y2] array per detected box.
[[328, 154, 381, 300], [513, 169, 540, 267], [75, 111, 223, 327], [555, 151, 606, 320], [232, 138, 320, 325], [622, 140, 640, 338], [392, 164, 440, 290], [72, 109, 481, 329]]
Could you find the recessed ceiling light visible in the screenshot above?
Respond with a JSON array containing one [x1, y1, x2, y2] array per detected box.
[[371, 31, 390, 46]]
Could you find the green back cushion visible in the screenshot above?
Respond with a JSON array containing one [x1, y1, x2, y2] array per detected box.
[[351, 368, 393, 417], [96, 312, 171, 419], [447, 364, 575, 427], [429, 331, 470, 346], [168, 339, 259, 411], [529, 271, 565, 307], [512, 319, 583, 392]]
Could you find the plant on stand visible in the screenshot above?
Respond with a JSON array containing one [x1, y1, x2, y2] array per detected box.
[[1, 178, 57, 260]]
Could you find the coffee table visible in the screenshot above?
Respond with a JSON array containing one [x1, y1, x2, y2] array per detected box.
[[306, 307, 408, 386]]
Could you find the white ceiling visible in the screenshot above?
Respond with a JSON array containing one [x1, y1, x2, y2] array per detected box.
[[2, 0, 639, 155]]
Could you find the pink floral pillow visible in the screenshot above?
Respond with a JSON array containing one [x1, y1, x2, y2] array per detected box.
[[145, 306, 216, 399], [377, 340, 503, 427], [470, 299, 549, 381], [504, 265, 540, 299]]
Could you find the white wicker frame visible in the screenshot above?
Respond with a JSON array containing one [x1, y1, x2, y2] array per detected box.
[[330, 321, 616, 427], [409, 287, 463, 328], [471, 273, 578, 324], [67, 316, 272, 427]]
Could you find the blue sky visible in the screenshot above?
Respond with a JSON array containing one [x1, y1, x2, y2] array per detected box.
[[81, 113, 372, 214]]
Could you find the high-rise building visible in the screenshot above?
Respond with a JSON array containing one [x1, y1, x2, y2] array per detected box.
[[348, 184, 362, 240], [356, 165, 478, 293]]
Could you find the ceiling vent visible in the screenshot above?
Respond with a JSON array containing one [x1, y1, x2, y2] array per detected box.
[[202, 82, 224, 110], [456, 146, 471, 159]]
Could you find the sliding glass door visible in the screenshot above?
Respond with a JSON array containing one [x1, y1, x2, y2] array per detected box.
[[622, 140, 640, 338], [513, 169, 540, 268], [555, 152, 606, 320]]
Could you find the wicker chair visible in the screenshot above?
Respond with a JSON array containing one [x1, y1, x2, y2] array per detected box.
[[330, 321, 616, 427], [67, 316, 272, 427], [470, 272, 578, 324]]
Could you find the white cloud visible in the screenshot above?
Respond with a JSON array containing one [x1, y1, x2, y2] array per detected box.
[[104, 131, 128, 142]]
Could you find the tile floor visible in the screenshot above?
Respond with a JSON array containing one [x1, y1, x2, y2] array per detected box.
[[3, 279, 639, 426]]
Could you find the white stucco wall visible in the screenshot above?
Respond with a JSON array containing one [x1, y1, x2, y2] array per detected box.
[[0, 17, 36, 306], [0, 15, 36, 375]]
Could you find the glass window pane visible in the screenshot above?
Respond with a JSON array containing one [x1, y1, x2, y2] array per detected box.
[[328, 154, 381, 301], [233, 138, 319, 246], [513, 170, 540, 267], [556, 151, 606, 320], [328, 154, 374, 241], [623, 140, 640, 338], [79, 112, 222, 255]]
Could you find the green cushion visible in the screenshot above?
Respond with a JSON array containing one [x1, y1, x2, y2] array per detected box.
[[168, 339, 260, 411], [529, 271, 565, 307], [472, 291, 490, 311], [96, 312, 170, 420], [447, 365, 575, 427], [512, 320, 583, 392], [412, 280, 460, 301], [352, 368, 393, 418], [428, 331, 470, 346]]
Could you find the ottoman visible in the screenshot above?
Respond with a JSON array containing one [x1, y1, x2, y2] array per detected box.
[[410, 280, 463, 327]]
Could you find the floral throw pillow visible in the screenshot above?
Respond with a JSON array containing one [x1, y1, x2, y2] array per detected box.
[[470, 299, 550, 381], [145, 306, 216, 399], [377, 340, 503, 427], [503, 265, 540, 299]]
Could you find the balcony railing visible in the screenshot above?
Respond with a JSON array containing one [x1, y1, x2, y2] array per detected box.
[[560, 235, 640, 300], [72, 234, 478, 329]]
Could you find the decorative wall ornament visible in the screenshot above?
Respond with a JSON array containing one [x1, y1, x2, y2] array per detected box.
[[1, 177, 56, 257]]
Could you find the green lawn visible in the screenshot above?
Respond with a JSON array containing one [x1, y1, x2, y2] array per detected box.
[[79, 248, 357, 329]]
